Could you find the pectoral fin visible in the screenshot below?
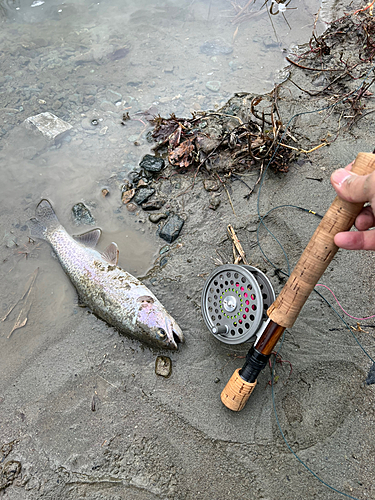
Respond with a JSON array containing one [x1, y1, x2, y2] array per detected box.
[[102, 242, 119, 265], [73, 228, 102, 248]]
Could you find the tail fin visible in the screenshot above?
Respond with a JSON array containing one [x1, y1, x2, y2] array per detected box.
[[28, 199, 60, 240]]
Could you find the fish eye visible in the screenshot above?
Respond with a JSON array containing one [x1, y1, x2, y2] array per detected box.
[[157, 328, 167, 339]]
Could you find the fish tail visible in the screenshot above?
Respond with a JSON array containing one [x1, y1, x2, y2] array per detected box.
[[28, 199, 60, 240]]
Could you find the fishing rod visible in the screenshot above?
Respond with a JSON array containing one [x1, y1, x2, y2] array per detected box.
[[218, 152, 375, 411]]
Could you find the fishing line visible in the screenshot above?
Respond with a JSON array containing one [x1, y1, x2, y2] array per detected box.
[[252, 57, 375, 499]]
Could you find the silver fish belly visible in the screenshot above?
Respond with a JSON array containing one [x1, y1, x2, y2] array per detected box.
[[29, 199, 184, 350]]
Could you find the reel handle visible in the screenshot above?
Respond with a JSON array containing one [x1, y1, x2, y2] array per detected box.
[[222, 152, 375, 411]]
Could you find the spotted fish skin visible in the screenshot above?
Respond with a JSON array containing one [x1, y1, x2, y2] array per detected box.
[[29, 199, 184, 350]]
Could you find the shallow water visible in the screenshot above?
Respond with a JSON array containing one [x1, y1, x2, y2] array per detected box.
[[0, 0, 331, 347]]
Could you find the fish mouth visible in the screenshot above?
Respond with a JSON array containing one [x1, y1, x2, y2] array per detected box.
[[163, 318, 184, 350]]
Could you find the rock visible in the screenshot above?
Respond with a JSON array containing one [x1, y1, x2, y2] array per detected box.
[[139, 154, 165, 173], [155, 356, 172, 378], [72, 203, 95, 225], [206, 81, 221, 92], [149, 213, 168, 223], [200, 40, 233, 56], [159, 215, 184, 243], [209, 196, 221, 210], [106, 89, 122, 103], [133, 187, 155, 205], [159, 245, 170, 255], [126, 202, 138, 213], [100, 100, 117, 112], [0, 460, 21, 490], [24, 112, 72, 140], [121, 188, 135, 204], [3, 232, 17, 249], [81, 117, 98, 130], [160, 257, 168, 267], [141, 199, 166, 211], [101, 188, 110, 197], [203, 179, 220, 192]]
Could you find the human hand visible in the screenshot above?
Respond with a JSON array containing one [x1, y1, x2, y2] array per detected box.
[[330, 162, 375, 250]]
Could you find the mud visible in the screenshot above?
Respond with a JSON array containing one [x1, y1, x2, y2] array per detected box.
[[1, 1, 375, 499]]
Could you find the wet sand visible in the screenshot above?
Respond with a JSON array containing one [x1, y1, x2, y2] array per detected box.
[[1, 1, 375, 499]]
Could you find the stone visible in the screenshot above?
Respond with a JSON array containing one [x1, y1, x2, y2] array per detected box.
[[139, 154, 165, 173], [24, 112, 72, 140], [206, 81, 221, 92], [155, 356, 172, 378], [133, 187, 155, 205], [141, 199, 166, 211], [126, 203, 138, 213], [200, 40, 233, 56], [203, 179, 220, 192], [106, 89, 122, 103], [121, 189, 135, 204], [159, 214, 184, 243], [72, 203, 95, 225], [209, 195, 221, 210], [149, 213, 168, 224]]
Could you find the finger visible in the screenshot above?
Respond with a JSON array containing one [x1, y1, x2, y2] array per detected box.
[[355, 205, 375, 231], [330, 167, 375, 204], [334, 229, 375, 250]]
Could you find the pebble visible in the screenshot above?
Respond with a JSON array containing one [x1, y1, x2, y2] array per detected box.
[[209, 196, 221, 210], [121, 188, 135, 204], [160, 257, 168, 267], [139, 154, 165, 173], [81, 117, 97, 130], [206, 81, 221, 92], [141, 199, 166, 211], [159, 245, 170, 255], [126, 202, 138, 213], [149, 213, 168, 223], [72, 203, 95, 225], [159, 214, 184, 243], [100, 100, 117, 112], [200, 40, 233, 56], [133, 187, 155, 205], [155, 356, 172, 378], [106, 89, 122, 103], [203, 179, 220, 192]]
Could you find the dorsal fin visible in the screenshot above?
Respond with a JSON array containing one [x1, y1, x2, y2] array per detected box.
[[102, 242, 119, 265], [73, 228, 102, 248]]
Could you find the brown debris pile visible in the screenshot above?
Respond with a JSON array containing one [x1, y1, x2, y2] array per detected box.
[[285, 5, 375, 129], [149, 91, 297, 177]]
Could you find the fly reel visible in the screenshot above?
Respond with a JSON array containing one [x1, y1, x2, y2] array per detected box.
[[201, 264, 275, 345]]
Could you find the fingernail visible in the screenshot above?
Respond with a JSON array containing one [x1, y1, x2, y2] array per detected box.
[[331, 168, 353, 186]]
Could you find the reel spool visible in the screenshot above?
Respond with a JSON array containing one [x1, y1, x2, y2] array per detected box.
[[201, 264, 275, 345]]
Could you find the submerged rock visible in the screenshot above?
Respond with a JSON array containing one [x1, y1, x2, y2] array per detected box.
[[139, 154, 165, 173], [24, 112, 72, 141], [72, 203, 95, 225], [200, 40, 233, 56], [159, 214, 184, 243]]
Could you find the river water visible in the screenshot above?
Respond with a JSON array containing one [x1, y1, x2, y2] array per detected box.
[[0, 0, 333, 349]]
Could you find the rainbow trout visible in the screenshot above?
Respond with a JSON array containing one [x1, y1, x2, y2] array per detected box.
[[29, 199, 184, 350]]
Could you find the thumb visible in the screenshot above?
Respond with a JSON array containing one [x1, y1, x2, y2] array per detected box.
[[331, 167, 375, 204]]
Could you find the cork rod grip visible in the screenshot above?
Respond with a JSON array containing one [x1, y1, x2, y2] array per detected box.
[[267, 152, 375, 329]]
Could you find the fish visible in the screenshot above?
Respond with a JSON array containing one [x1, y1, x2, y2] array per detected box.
[[28, 199, 184, 350]]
